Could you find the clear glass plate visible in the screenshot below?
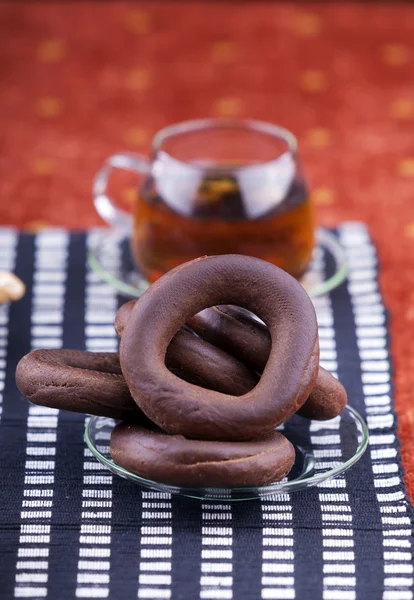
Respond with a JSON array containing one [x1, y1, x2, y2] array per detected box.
[[84, 405, 368, 502], [87, 227, 348, 299]]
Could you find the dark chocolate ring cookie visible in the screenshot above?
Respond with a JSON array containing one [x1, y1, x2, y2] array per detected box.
[[166, 329, 258, 395], [297, 366, 347, 420], [120, 255, 319, 441], [118, 300, 346, 420], [110, 421, 296, 487], [114, 299, 136, 337], [116, 300, 258, 396], [188, 304, 270, 372], [188, 305, 347, 420], [16, 349, 149, 422]]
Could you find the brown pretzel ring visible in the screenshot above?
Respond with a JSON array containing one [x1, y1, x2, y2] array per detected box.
[[117, 299, 345, 421], [120, 255, 319, 441], [188, 305, 269, 372], [116, 301, 258, 396], [297, 366, 347, 420], [166, 329, 259, 395], [110, 422, 295, 487], [16, 341, 258, 422], [15, 349, 149, 422], [188, 305, 347, 420]]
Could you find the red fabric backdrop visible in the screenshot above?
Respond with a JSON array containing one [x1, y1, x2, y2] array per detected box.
[[1, 1, 414, 499]]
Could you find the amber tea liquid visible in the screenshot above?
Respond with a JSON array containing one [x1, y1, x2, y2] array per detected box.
[[132, 168, 315, 283]]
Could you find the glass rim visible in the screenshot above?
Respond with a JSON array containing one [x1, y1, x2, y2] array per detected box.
[[152, 118, 298, 170]]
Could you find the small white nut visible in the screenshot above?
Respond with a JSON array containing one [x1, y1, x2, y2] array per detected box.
[[0, 271, 26, 304]]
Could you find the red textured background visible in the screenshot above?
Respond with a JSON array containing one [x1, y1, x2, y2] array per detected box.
[[1, 2, 414, 499]]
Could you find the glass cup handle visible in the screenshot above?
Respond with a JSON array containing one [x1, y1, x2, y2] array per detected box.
[[93, 152, 150, 231]]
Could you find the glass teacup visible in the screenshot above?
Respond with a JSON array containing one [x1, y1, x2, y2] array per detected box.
[[94, 118, 315, 282]]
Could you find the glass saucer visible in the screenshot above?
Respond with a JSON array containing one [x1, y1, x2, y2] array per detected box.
[[87, 226, 348, 299], [84, 405, 368, 502]]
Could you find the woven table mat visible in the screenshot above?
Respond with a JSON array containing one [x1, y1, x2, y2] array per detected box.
[[0, 224, 412, 600]]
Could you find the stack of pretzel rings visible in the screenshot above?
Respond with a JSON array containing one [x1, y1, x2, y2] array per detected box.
[[16, 255, 347, 488]]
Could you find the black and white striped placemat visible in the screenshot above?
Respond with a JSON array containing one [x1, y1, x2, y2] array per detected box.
[[0, 224, 412, 600]]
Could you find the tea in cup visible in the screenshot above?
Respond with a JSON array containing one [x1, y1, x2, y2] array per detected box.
[[94, 119, 314, 282]]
